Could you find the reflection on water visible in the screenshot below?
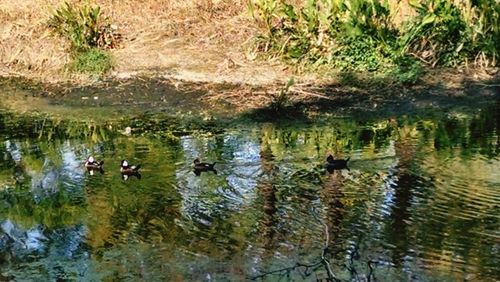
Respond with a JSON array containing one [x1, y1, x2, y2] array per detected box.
[[0, 103, 499, 281]]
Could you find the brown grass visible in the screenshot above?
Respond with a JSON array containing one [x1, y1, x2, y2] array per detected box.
[[0, 0, 297, 85], [0, 1, 70, 79]]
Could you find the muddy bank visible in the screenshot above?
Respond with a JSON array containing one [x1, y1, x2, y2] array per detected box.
[[1, 71, 499, 125]]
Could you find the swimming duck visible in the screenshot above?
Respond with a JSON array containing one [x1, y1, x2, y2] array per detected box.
[[326, 155, 349, 173], [120, 160, 141, 180], [85, 156, 104, 175], [193, 158, 217, 176]]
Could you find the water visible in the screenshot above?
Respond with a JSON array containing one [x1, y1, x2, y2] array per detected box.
[[0, 103, 499, 281]]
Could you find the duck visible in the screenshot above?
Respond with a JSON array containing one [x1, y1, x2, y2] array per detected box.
[[193, 158, 217, 176], [326, 155, 350, 173], [120, 160, 141, 180], [85, 156, 104, 175]]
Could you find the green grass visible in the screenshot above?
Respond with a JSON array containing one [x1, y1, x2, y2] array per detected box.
[[68, 48, 114, 75]]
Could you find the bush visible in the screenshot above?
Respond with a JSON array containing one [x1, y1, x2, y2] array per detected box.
[[249, 0, 499, 73], [249, 0, 396, 70], [48, 2, 119, 51], [48, 2, 119, 75], [401, 0, 470, 67]]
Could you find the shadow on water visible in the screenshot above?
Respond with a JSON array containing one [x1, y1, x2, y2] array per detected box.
[[0, 86, 499, 280]]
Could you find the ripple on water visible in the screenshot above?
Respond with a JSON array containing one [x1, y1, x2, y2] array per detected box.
[[1, 107, 499, 281]]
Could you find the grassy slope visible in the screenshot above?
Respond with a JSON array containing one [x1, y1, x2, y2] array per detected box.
[[0, 0, 300, 85]]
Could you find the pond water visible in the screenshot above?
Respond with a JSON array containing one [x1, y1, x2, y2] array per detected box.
[[0, 102, 499, 281]]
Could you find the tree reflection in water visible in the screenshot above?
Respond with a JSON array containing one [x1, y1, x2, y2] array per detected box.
[[0, 103, 499, 280]]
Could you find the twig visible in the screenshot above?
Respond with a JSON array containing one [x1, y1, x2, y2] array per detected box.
[[290, 87, 336, 101], [345, 244, 360, 281], [251, 206, 351, 281], [249, 261, 323, 280]]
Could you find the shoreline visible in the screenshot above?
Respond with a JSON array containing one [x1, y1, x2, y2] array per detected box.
[[1, 67, 498, 124]]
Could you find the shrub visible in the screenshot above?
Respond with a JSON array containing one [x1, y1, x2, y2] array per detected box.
[[401, 0, 470, 67], [249, 0, 396, 70], [48, 2, 119, 51], [249, 0, 499, 72], [48, 2, 119, 74]]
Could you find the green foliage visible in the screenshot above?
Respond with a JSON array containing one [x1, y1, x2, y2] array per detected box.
[[68, 48, 114, 75], [402, 0, 470, 67], [387, 56, 424, 85], [249, 0, 396, 70], [470, 1, 500, 66], [270, 78, 294, 112], [48, 1, 119, 74], [249, 0, 499, 74], [48, 2, 118, 51]]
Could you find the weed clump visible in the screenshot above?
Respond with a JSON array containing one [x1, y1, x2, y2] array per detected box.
[[48, 2, 119, 75]]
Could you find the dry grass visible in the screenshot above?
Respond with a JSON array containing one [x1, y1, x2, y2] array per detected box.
[[0, 0, 70, 79], [0, 0, 295, 85]]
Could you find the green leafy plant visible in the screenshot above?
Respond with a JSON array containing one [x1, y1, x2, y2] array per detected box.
[[48, 2, 118, 51], [48, 2, 119, 74], [248, 0, 397, 71], [388, 56, 424, 85], [270, 77, 295, 113], [249, 0, 498, 74], [463, 0, 499, 67], [401, 0, 469, 67]]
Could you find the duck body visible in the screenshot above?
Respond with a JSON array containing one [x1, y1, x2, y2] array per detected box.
[[120, 160, 141, 180], [193, 158, 217, 175], [85, 156, 104, 175], [326, 155, 350, 172]]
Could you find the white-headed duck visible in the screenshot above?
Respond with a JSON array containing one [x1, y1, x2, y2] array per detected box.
[[85, 156, 104, 175], [120, 160, 141, 180]]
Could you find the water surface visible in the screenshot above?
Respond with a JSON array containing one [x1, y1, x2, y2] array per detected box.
[[0, 103, 499, 281]]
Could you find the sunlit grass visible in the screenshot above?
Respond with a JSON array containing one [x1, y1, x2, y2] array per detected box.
[[68, 48, 114, 75]]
